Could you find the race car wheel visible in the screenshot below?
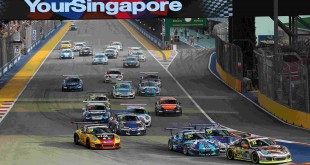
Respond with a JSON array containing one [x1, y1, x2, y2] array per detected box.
[[155, 110, 158, 116], [86, 139, 91, 149], [252, 152, 259, 164], [168, 141, 173, 151], [226, 149, 234, 160], [183, 146, 189, 156], [74, 134, 80, 145]]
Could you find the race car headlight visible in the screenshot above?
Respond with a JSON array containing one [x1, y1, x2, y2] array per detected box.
[[145, 115, 150, 120], [115, 135, 120, 141], [92, 136, 98, 141]]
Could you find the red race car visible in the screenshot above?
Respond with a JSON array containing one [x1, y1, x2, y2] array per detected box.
[[155, 97, 182, 116]]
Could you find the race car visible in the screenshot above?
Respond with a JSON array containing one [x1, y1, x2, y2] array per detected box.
[[226, 137, 292, 164], [111, 41, 123, 51], [69, 24, 77, 31], [73, 123, 121, 149], [140, 72, 161, 87], [167, 128, 221, 156], [123, 56, 140, 68], [84, 93, 111, 109], [105, 45, 119, 54], [79, 46, 93, 56], [62, 75, 83, 92], [59, 49, 74, 59], [60, 41, 72, 49], [108, 113, 146, 136], [122, 104, 151, 127], [104, 48, 118, 59], [155, 97, 182, 116], [128, 47, 141, 56], [92, 53, 108, 65], [72, 42, 86, 52], [130, 50, 146, 62], [137, 80, 160, 96], [189, 123, 238, 153], [112, 81, 135, 99], [82, 102, 111, 123], [104, 69, 123, 83]]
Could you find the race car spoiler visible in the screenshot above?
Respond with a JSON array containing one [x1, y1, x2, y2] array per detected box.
[[189, 123, 221, 129], [140, 72, 159, 75], [63, 75, 82, 77], [128, 47, 141, 49], [83, 101, 109, 103], [71, 121, 105, 129], [165, 126, 195, 135], [116, 81, 132, 83]]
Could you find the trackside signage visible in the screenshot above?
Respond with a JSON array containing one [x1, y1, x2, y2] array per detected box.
[[24, 0, 183, 15]]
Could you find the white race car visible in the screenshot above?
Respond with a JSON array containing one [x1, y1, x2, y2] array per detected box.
[[111, 41, 123, 51], [128, 47, 141, 56], [72, 42, 86, 52], [104, 69, 123, 83]]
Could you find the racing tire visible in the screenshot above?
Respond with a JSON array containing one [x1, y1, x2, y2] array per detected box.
[[74, 134, 80, 145], [226, 149, 234, 160], [252, 152, 259, 164], [86, 139, 91, 149], [183, 146, 189, 156], [155, 110, 158, 116], [168, 141, 173, 151]]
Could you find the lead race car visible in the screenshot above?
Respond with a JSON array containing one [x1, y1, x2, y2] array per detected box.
[[119, 104, 152, 127], [73, 122, 121, 150], [166, 127, 221, 156], [82, 101, 111, 123], [112, 81, 135, 99], [108, 113, 146, 136], [226, 137, 292, 164], [62, 75, 83, 92]]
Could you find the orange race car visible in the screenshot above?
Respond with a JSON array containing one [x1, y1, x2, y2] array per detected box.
[[73, 123, 121, 150], [155, 97, 182, 116]]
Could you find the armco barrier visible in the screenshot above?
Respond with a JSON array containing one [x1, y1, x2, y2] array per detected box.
[[0, 54, 21, 79], [216, 60, 242, 92], [258, 91, 310, 129], [125, 20, 164, 49]]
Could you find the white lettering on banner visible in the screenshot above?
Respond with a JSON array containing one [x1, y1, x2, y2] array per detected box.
[[25, 0, 183, 15], [3, 67, 7, 74]]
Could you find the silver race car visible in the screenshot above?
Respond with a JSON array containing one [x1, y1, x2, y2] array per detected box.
[[112, 81, 135, 99]]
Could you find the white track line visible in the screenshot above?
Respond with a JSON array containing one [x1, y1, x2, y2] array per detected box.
[[0, 24, 69, 125], [121, 20, 215, 123], [166, 50, 178, 69]]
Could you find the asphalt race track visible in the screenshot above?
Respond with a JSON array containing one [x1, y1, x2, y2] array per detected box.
[[0, 20, 308, 164]]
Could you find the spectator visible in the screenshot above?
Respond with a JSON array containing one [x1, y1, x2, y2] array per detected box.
[[197, 32, 200, 42], [184, 29, 187, 38]]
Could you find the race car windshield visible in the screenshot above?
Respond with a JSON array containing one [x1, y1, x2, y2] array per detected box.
[[62, 41, 70, 44], [88, 127, 112, 134], [161, 100, 177, 104], [92, 96, 107, 101], [141, 82, 157, 87], [76, 43, 83, 46], [105, 50, 114, 53], [66, 78, 80, 82], [112, 43, 120, 45], [127, 57, 137, 61], [134, 109, 147, 114], [207, 130, 230, 136], [250, 139, 275, 147], [115, 84, 130, 89], [83, 48, 91, 51], [89, 105, 106, 110], [123, 116, 139, 121], [107, 71, 121, 74], [62, 50, 71, 53], [145, 75, 159, 79], [184, 133, 206, 140], [95, 55, 106, 58]]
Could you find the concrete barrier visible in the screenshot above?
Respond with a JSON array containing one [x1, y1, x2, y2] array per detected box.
[[216, 60, 242, 92], [258, 91, 310, 129], [0, 54, 21, 79], [125, 20, 164, 49]]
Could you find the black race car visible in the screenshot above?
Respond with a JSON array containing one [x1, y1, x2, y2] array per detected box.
[[79, 47, 93, 56], [62, 75, 83, 92]]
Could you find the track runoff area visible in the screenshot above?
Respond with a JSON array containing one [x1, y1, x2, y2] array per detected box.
[[0, 20, 309, 165]]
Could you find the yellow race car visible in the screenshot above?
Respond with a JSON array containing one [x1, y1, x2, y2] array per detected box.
[[73, 123, 121, 150], [60, 41, 72, 49]]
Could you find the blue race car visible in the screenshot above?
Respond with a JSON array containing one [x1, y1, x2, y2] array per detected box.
[[112, 81, 135, 99], [92, 53, 108, 65], [62, 75, 83, 92], [59, 49, 74, 59], [190, 123, 238, 153], [124, 104, 152, 127], [82, 102, 111, 123], [108, 113, 146, 136], [167, 128, 221, 156], [137, 80, 160, 96]]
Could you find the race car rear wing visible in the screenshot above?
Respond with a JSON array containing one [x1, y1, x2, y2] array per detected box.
[[83, 101, 109, 103], [140, 72, 159, 75], [63, 75, 82, 77], [165, 127, 179, 136], [71, 121, 103, 130], [189, 123, 221, 129], [115, 81, 132, 83]]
